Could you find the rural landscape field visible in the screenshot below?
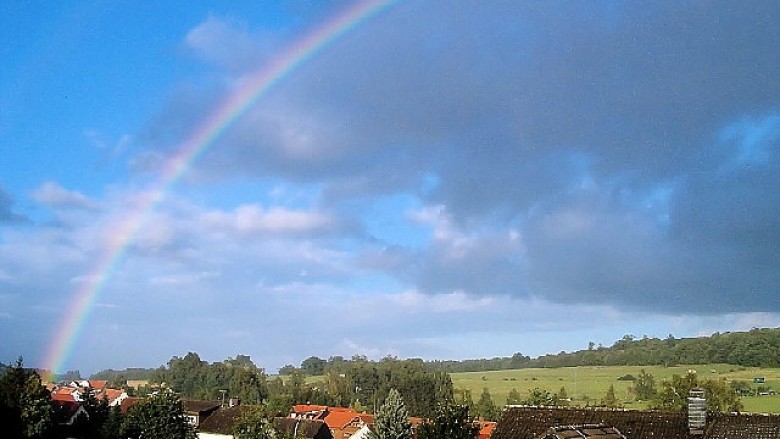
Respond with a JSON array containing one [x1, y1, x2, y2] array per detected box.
[[450, 364, 780, 413]]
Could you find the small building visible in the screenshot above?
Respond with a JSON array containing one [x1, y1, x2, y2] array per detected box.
[[196, 406, 333, 439], [182, 400, 222, 428]]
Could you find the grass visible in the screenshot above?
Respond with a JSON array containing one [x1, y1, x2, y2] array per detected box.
[[450, 364, 780, 414]]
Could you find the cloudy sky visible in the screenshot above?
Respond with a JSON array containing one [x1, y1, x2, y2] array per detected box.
[[2, 1, 779, 375]]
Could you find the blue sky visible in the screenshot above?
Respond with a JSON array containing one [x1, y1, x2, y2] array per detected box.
[[2, 1, 780, 376]]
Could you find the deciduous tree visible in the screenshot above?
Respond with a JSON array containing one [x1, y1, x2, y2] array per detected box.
[[632, 369, 657, 401], [417, 404, 478, 439], [234, 405, 279, 439], [122, 392, 196, 439]]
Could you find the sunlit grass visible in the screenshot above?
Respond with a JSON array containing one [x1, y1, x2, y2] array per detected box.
[[450, 364, 780, 413]]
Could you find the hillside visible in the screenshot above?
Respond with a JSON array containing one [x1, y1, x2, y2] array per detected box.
[[425, 327, 780, 373], [450, 364, 780, 413]]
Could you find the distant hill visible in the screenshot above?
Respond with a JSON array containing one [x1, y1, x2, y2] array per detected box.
[[424, 327, 780, 373], [90, 367, 159, 382]]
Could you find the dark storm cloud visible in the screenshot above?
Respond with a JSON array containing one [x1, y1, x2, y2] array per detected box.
[[150, 1, 780, 313]]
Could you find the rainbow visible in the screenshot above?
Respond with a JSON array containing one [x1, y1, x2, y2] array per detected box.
[[43, 0, 396, 378]]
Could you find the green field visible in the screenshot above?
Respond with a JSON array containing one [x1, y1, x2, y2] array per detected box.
[[450, 364, 780, 414]]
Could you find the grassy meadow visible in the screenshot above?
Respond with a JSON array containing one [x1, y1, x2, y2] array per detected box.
[[450, 364, 780, 413]]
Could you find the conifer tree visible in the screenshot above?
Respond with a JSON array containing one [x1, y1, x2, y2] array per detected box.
[[368, 388, 412, 439], [506, 388, 522, 405], [602, 384, 619, 408], [473, 387, 498, 421]]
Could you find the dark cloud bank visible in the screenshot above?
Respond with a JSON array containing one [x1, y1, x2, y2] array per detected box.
[[149, 1, 780, 314]]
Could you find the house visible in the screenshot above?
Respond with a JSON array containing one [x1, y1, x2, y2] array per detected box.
[[289, 405, 375, 439], [197, 405, 256, 439], [182, 400, 223, 428], [492, 406, 780, 439], [347, 424, 372, 439], [275, 417, 334, 439], [196, 405, 333, 439], [324, 408, 374, 439], [102, 388, 129, 406], [88, 379, 109, 392], [127, 379, 150, 389], [51, 397, 89, 426], [291, 404, 330, 420], [119, 396, 144, 413]]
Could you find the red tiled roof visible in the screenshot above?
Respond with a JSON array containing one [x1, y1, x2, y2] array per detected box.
[[323, 408, 362, 429], [478, 421, 496, 439], [120, 397, 144, 413], [54, 387, 77, 395], [52, 392, 77, 402], [103, 388, 126, 404], [88, 380, 108, 390]]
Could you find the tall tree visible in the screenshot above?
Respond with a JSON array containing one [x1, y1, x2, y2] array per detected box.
[[122, 392, 196, 439], [556, 387, 569, 407], [506, 388, 522, 405], [73, 385, 112, 439], [368, 388, 413, 439], [417, 404, 478, 439], [653, 371, 742, 412], [0, 357, 52, 438], [301, 356, 327, 376], [633, 369, 657, 401], [523, 388, 556, 407], [473, 388, 498, 421], [234, 405, 279, 439], [229, 367, 268, 405], [602, 384, 619, 408]]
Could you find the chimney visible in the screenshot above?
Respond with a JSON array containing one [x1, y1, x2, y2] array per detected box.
[[687, 389, 706, 435]]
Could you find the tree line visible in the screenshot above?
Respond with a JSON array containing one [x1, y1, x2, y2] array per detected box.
[[424, 327, 780, 372], [151, 352, 454, 419], [83, 327, 780, 382]]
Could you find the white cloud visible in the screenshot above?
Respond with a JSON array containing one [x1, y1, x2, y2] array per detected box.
[[204, 204, 335, 236], [33, 182, 97, 210], [185, 16, 274, 72]]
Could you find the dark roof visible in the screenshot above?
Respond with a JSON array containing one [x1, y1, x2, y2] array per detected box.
[[493, 407, 691, 439], [198, 405, 255, 435], [539, 425, 626, 439], [198, 406, 334, 439], [182, 399, 222, 414], [275, 417, 334, 439], [494, 407, 780, 439], [706, 413, 780, 439], [51, 400, 84, 425]]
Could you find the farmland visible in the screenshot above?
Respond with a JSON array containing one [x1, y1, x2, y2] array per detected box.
[[450, 364, 780, 413]]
